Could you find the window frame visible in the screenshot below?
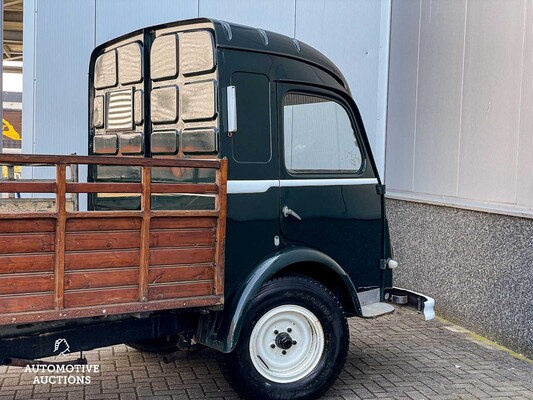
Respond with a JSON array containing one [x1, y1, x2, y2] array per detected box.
[[281, 89, 366, 177]]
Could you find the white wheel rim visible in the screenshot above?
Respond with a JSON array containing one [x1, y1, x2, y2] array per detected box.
[[249, 305, 325, 383]]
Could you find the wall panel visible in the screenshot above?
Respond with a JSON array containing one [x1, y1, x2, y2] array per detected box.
[[413, 0, 466, 196], [385, 0, 421, 191], [458, 0, 524, 204], [96, 0, 198, 45]]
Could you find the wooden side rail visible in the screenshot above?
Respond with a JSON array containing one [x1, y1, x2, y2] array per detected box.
[[0, 155, 227, 326]]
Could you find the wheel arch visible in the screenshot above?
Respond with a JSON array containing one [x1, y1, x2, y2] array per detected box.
[[197, 246, 362, 353]]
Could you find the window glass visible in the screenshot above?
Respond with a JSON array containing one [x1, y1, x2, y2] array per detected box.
[[283, 93, 362, 172]]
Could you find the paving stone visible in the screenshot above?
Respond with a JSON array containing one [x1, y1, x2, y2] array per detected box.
[[1, 308, 532, 399]]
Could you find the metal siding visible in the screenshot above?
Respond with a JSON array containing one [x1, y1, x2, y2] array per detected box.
[[199, 0, 295, 37], [33, 0, 95, 169], [385, 0, 421, 192], [457, 0, 524, 204], [295, 0, 384, 173], [413, 0, 466, 196], [516, 0, 533, 208], [21, 0, 36, 158], [95, 0, 198, 45], [387, 0, 532, 215]]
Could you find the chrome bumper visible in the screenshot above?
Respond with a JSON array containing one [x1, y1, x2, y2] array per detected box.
[[384, 287, 435, 321]]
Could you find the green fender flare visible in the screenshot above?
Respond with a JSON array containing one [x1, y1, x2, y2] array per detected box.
[[197, 246, 361, 353]]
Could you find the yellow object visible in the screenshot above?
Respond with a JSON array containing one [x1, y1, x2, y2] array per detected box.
[[2, 118, 22, 141]]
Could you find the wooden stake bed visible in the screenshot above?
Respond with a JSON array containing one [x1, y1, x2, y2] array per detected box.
[[0, 155, 227, 326]]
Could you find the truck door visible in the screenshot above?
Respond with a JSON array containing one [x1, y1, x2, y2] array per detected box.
[[277, 84, 383, 289]]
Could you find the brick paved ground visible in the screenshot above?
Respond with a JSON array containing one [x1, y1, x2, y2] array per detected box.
[[0, 307, 531, 400]]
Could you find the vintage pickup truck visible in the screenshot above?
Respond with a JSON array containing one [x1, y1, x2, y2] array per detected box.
[[0, 18, 434, 400]]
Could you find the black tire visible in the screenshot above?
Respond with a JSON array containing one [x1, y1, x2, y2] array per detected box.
[[126, 336, 180, 354], [217, 275, 349, 400]]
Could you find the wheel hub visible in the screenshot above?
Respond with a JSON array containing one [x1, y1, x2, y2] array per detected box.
[[275, 332, 293, 350]]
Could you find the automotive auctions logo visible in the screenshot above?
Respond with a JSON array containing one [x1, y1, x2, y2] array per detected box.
[[25, 339, 100, 385]]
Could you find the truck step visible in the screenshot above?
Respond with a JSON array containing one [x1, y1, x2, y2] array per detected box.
[[360, 302, 395, 318]]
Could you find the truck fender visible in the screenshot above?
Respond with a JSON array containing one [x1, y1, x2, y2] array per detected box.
[[197, 246, 361, 353]]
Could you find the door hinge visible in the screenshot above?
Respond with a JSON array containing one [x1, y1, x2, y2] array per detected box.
[[376, 183, 386, 196]]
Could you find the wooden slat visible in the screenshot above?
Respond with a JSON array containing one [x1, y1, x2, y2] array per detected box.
[[148, 265, 213, 284], [150, 216, 216, 230], [151, 183, 218, 194], [214, 158, 228, 296], [138, 166, 151, 302], [0, 296, 224, 326], [0, 154, 221, 169], [66, 217, 141, 231], [150, 229, 215, 248], [65, 249, 139, 270], [54, 165, 67, 310], [67, 211, 142, 219], [0, 274, 54, 295], [0, 212, 57, 220], [0, 253, 54, 274], [150, 210, 219, 218], [64, 287, 138, 308], [65, 269, 139, 290], [66, 231, 140, 251], [0, 293, 54, 314], [150, 247, 215, 266], [66, 182, 142, 193], [0, 219, 55, 233], [0, 181, 56, 193], [148, 281, 213, 301], [0, 233, 54, 254]]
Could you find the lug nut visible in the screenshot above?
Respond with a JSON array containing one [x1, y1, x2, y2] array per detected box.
[[274, 330, 279, 334], [292, 340, 297, 345], [287, 328, 292, 333], [282, 350, 286, 355], [271, 344, 275, 349]]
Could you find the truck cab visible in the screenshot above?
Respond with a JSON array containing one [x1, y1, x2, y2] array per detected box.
[[0, 18, 433, 400]]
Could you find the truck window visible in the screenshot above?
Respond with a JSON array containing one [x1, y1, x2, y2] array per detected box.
[[283, 93, 362, 172]]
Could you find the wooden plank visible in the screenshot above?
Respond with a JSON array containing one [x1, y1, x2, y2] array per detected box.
[[150, 229, 215, 248], [150, 247, 215, 266], [150, 210, 219, 218], [0, 274, 54, 295], [66, 231, 140, 251], [151, 183, 218, 194], [66, 217, 141, 231], [0, 219, 55, 233], [150, 216, 216, 230], [0, 253, 54, 274], [138, 166, 151, 302], [64, 287, 138, 308], [0, 154, 221, 169], [0, 181, 56, 193], [0, 213, 57, 220], [0, 233, 54, 254], [54, 165, 67, 310], [0, 295, 224, 326], [0, 293, 54, 314], [148, 265, 213, 284], [214, 158, 228, 296], [65, 269, 139, 290], [65, 249, 139, 270], [66, 182, 142, 193], [67, 211, 142, 219], [148, 281, 213, 301]]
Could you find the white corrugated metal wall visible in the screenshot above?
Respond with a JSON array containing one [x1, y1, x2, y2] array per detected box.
[[386, 0, 533, 217], [22, 0, 391, 176]]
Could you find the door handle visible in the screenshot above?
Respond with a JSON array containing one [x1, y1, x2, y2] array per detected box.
[[282, 206, 302, 221]]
